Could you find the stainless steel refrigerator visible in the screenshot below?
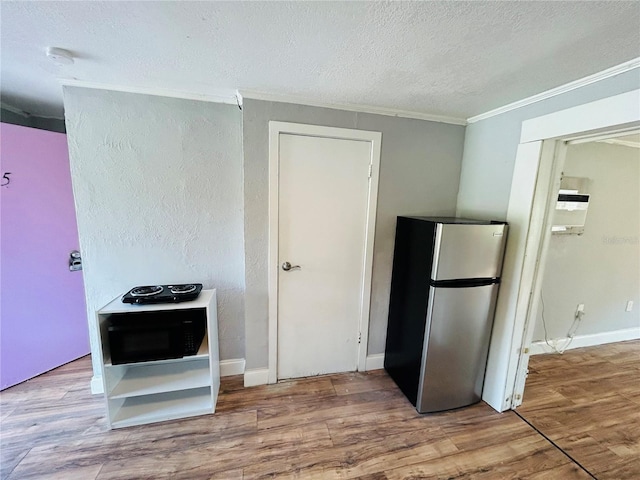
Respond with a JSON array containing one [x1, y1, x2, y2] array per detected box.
[[384, 217, 508, 413]]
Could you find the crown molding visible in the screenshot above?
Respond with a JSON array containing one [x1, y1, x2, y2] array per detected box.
[[467, 57, 640, 124], [59, 78, 240, 106], [57, 57, 639, 128], [56, 81, 466, 124], [58, 80, 465, 125], [238, 89, 467, 126]]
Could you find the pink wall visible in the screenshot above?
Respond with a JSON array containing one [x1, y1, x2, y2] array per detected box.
[[1, 122, 89, 389]]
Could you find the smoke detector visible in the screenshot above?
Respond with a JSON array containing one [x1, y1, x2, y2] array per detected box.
[[46, 47, 74, 66]]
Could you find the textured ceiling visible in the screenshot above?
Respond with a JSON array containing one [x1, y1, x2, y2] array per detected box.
[[1, 1, 639, 120]]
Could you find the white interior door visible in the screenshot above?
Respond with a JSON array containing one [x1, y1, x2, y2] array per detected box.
[[277, 133, 372, 379]]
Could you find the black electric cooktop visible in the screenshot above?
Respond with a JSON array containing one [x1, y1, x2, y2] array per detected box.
[[121, 284, 203, 304]]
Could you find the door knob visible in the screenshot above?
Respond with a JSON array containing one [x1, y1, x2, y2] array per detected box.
[[282, 261, 301, 271]]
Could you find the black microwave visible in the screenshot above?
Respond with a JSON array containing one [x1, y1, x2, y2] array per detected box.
[[107, 309, 206, 365]]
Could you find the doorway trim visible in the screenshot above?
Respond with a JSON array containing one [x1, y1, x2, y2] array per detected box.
[[483, 89, 640, 412], [267, 121, 382, 384]]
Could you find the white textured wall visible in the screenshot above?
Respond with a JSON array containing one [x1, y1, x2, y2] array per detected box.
[[242, 99, 465, 369], [533, 142, 640, 341], [63, 87, 245, 380]]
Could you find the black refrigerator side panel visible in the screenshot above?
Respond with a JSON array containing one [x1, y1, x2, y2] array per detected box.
[[384, 217, 436, 406]]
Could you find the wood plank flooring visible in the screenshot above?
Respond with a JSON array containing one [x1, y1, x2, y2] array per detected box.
[[517, 340, 640, 480], [4, 347, 628, 479]]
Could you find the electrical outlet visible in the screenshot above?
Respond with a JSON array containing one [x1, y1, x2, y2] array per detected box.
[[626, 301, 633, 312], [577, 303, 585, 313]]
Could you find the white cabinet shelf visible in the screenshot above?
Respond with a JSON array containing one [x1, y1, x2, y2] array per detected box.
[[110, 387, 213, 429], [97, 289, 219, 429], [104, 336, 209, 367], [107, 359, 211, 399]]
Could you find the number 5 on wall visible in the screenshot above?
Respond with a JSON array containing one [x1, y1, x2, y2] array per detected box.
[[2, 172, 11, 187]]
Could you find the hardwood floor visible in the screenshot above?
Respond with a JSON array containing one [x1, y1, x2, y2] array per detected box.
[[0, 355, 597, 480], [518, 340, 640, 480]]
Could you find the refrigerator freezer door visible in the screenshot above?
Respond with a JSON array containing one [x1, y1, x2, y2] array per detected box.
[[416, 283, 499, 413], [432, 223, 507, 281]]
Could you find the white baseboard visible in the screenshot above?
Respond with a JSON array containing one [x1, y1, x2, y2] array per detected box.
[[91, 375, 104, 395], [242, 357, 386, 387], [220, 358, 246, 377], [365, 353, 385, 371], [244, 368, 270, 387], [530, 327, 640, 355], [90, 358, 247, 394]]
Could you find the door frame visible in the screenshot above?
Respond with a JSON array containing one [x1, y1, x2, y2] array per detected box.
[[481, 89, 640, 412], [267, 121, 382, 384]]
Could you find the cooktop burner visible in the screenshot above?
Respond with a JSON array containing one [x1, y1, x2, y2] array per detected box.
[[130, 285, 164, 297], [122, 284, 203, 304], [170, 284, 197, 294]]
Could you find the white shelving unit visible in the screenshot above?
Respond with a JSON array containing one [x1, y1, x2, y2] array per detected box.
[[96, 289, 219, 429]]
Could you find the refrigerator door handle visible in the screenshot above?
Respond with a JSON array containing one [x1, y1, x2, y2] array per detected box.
[[430, 278, 499, 288]]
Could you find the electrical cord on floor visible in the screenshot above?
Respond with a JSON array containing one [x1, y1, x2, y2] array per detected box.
[[541, 290, 583, 354]]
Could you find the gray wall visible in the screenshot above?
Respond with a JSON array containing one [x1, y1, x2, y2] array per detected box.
[[456, 69, 640, 220], [533, 141, 640, 341], [63, 87, 245, 378], [242, 99, 465, 370]]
